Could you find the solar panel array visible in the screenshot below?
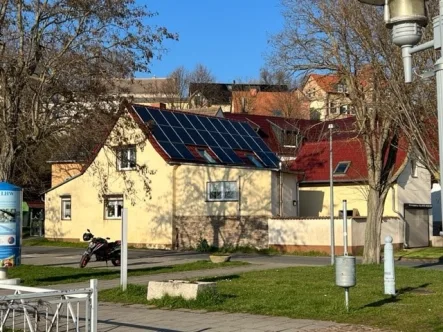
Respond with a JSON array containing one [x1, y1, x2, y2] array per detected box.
[[132, 105, 280, 168]]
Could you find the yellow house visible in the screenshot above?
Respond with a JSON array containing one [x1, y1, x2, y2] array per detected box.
[[44, 104, 300, 249], [291, 139, 432, 248]]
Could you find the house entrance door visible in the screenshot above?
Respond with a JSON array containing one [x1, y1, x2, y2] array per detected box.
[[405, 205, 430, 248]]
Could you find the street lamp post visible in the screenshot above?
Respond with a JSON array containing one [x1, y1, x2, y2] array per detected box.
[[357, 0, 443, 235], [329, 123, 335, 265]]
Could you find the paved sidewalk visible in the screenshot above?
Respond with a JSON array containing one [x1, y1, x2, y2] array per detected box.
[[95, 302, 387, 332]]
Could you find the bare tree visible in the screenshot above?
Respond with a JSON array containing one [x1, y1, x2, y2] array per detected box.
[[188, 63, 216, 84], [270, 0, 436, 263], [0, 0, 176, 191]]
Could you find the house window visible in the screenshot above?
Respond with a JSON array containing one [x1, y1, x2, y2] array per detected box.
[[411, 159, 418, 178], [337, 84, 344, 93], [61, 196, 71, 220], [329, 101, 337, 114], [104, 196, 123, 219], [207, 181, 239, 201], [334, 161, 351, 175], [339, 105, 348, 114], [247, 154, 263, 168], [117, 146, 136, 170], [198, 149, 216, 163]]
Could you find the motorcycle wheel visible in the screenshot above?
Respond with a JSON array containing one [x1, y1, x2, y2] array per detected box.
[[79, 254, 90, 268], [111, 257, 121, 266]]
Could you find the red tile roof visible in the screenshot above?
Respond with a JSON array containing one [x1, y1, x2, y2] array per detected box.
[[290, 138, 408, 183], [309, 74, 341, 93]]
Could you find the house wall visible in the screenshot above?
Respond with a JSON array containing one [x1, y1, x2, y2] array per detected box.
[[173, 165, 274, 249], [45, 115, 174, 248], [51, 163, 84, 187], [268, 217, 403, 254], [298, 183, 395, 217]]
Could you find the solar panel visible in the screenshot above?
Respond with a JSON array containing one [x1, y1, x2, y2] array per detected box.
[[174, 112, 194, 129], [174, 143, 196, 160], [222, 148, 243, 163], [222, 133, 241, 149], [240, 122, 259, 138], [162, 111, 181, 127], [198, 130, 217, 146], [187, 114, 205, 130], [198, 116, 218, 132], [148, 108, 169, 126], [209, 132, 229, 148], [232, 135, 252, 150], [211, 119, 229, 133], [210, 147, 236, 164], [173, 127, 195, 145], [187, 129, 206, 146], [158, 141, 185, 159], [232, 122, 249, 136], [131, 105, 279, 169], [160, 125, 182, 143], [133, 106, 153, 122]]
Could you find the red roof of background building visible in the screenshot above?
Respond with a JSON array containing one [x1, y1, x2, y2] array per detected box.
[[309, 74, 341, 93], [224, 113, 357, 155], [290, 138, 408, 183]]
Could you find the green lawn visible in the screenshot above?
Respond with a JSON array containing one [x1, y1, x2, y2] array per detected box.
[[8, 261, 247, 286], [100, 265, 443, 332], [22, 237, 86, 248], [395, 247, 443, 260]]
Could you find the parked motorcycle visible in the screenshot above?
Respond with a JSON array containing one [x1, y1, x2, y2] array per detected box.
[[79, 229, 121, 268]]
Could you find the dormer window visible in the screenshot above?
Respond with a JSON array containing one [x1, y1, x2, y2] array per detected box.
[[337, 84, 344, 93], [334, 161, 351, 175], [247, 154, 263, 168], [198, 149, 216, 163]]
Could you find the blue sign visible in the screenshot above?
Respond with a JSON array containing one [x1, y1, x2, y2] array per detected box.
[[0, 182, 22, 267]]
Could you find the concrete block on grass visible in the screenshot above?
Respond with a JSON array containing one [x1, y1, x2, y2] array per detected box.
[[147, 280, 216, 300]]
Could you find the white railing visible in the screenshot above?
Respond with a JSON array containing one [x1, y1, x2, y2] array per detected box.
[[0, 279, 98, 332]]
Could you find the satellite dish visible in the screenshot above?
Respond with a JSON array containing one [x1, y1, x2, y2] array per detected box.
[[358, 0, 385, 5]]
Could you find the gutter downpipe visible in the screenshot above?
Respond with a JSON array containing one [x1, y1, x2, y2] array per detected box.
[[172, 165, 181, 249], [391, 185, 408, 248]]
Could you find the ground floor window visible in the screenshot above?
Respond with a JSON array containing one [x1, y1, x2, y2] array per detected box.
[[207, 181, 239, 201], [104, 196, 123, 219], [61, 196, 71, 220]]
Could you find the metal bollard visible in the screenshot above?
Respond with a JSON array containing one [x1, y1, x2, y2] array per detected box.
[[384, 235, 396, 296]]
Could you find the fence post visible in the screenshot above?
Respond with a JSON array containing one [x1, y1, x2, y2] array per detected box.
[[90, 279, 98, 332]]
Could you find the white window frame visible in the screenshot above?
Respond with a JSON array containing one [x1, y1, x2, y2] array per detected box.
[[207, 181, 239, 201], [117, 146, 136, 171], [104, 196, 124, 219], [61, 196, 71, 220], [337, 84, 344, 93]]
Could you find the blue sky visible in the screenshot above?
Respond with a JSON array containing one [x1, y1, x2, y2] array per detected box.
[[142, 1, 284, 82]]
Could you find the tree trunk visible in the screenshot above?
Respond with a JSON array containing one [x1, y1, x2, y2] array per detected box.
[[363, 187, 388, 264], [0, 137, 13, 182]]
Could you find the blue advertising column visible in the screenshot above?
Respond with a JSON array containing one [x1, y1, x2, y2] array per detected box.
[[0, 182, 22, 283]]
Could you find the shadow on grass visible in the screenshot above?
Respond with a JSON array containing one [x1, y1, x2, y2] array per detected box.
[[34, 265, 174, 284], [361, 283, 431, 309], [412, 258, 443, 268], [198, 275, 240, 282]]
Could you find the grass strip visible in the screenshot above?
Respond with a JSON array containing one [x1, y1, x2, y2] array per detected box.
[[100, 264, 443, 332]]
